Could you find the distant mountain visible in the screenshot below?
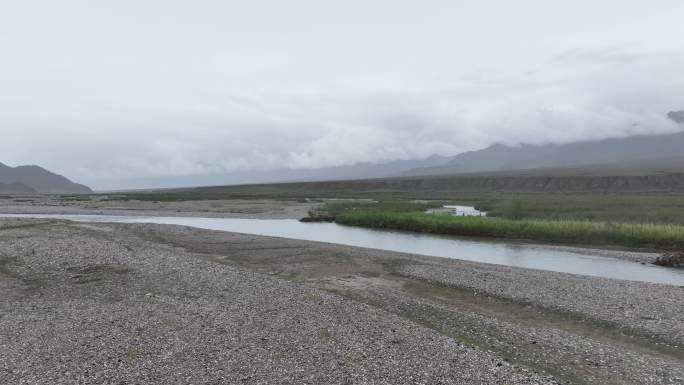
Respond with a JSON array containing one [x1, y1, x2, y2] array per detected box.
[[101, 155, 450, 191], [276, 155, 451, 182], [0, 162, 92, 194], [402, 130, 684, 177], [0, 181, 37, 194], [102, 129, 684, 191]]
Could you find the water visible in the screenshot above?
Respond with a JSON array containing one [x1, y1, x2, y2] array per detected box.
[[3, 213, 684, 286]]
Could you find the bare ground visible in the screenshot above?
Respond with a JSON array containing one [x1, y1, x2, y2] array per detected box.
[[1, 218, 682, 384], [0, 195, 317, 219]]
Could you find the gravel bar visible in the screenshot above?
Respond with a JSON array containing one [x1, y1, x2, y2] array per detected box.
[[0, 219, 557, 384]]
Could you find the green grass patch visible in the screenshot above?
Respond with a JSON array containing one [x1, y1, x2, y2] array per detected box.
[[474, 194, 684, 224], [323, 200, 441, 216], [318, 327, 331, 339], [114, 181, 684, 225], [335, 210, 684, 250], [0, 255, 20, 278]]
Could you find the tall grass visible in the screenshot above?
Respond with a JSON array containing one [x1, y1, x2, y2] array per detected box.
[[335, 211, 684, 250]]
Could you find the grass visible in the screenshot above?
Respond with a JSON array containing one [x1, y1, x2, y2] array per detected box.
[[0, 255, 19, 278], [318, 327, 331, 339], [335, 210, 684, 250], [75, 172, 684, 248], [470, 194, 684, 225], [317, 200, 442, 216], [310, 192, 684, 223], [109, 178, 684, 224]]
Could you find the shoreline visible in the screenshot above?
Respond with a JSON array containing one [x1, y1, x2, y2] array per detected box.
[[0, 195, 670, 264], [0, 207, 663, 266]]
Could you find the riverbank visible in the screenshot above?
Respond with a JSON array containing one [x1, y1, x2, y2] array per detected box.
[[300, 198, 684, 252], [0, 195, 316, 219], [0, 195, 670, 265], [336, 210, 684, 251], [1, 218, 682, 384], [5, 194, 684, 253]]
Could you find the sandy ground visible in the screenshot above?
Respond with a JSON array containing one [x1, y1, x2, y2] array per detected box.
[[1, 218, 682, 384]]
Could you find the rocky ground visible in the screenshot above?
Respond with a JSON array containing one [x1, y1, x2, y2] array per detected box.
[[655, 252, 684, 268], [0, 194, 316, 219], [1, 218, 682, 384]]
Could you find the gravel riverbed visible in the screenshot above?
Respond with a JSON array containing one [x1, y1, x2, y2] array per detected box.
[[1, 218, 682, 384], [0, 218, 557, 384]]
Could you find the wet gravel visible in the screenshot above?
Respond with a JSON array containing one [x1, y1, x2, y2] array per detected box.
[[0, 219, 558, 384]]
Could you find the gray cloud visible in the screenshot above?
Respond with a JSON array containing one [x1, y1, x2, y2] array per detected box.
[[667, 111, 684, 124], [1, 1, 684, 190]]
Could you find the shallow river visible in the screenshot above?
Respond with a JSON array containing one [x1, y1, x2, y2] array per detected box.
[[3, 213, 684, 286]]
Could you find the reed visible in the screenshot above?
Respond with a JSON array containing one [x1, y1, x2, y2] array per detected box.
[[335, 210, 684, 250]]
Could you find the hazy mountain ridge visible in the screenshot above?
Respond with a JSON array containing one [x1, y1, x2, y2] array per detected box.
[[106, 130, 684, 190], [0, 181, 37, 194], [401, 130, 684, 177], [59, 127, 684, 191], [97, 155, 450, 191], [0, 162, 92, 194]]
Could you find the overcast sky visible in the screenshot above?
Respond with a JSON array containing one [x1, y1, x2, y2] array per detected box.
[[2, 1, 684, 189]]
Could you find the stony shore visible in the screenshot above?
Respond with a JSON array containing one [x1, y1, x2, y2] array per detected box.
[[1, 217, 682, 384], [1, 218, 559, 384]]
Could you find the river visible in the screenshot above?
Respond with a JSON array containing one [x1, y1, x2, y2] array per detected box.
[[3, 213, 684, 286]]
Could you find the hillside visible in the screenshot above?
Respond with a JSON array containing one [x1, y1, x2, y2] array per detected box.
[[402, 130, 684, 177], [120, 171, 684, 203], [120, 130, 684, 198], [99, 155, 450, 190], [0, 181, 37, 194], [98, 130, 684, 190], [0, 162, 92, 194]]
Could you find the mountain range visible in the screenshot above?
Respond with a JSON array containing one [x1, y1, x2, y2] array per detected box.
[[98, 128, 684, 191], [0, 162, 92, 194], [5, 124, 684, 192], [400, 129, 684, 177]]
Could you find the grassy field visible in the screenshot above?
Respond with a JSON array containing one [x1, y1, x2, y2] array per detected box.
[[452, 194, 684, 225], [94, 174, 684, 249], [335, 211, 684, 250], [106, 189, 684, 224], [304, 199, 684, 250], [304, 194, 684, 225], [102, 169, 684, 224]]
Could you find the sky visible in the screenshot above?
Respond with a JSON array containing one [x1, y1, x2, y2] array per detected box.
[[2, 0, 684, 190]]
